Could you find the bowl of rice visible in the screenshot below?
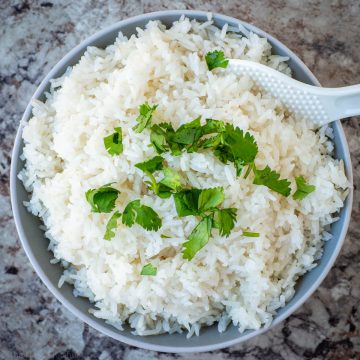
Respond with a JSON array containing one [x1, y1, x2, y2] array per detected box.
[[10, 10, 353, 352]]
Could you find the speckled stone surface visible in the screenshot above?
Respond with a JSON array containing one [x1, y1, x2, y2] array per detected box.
[[1, 1, 360, 359]]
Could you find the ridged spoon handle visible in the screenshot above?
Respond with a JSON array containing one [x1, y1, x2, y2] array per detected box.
[[228, 59, 360, 127]]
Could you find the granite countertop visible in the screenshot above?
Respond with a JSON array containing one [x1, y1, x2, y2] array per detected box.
[[1, 1, 359, 359]]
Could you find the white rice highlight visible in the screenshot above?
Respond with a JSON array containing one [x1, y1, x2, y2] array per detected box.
[[19, 17, 348, 336]]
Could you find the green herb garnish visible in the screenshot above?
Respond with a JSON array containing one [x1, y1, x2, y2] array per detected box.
[[212, 208, 237, 236], [242, 231, 260, 237], [150, 119, 257, 176], [135, 156, 183, 197], [173, 189, 202, 217], [171, 116, 203, 152], [135, 156, 164, 174], [210, 125, 258, 176], [293, 176, 316, 200], [201, 118, 226, 135], [150, 117, 203, 155], [174, 187, 237, 259], [140, 263, 157, 276], [173, 187, 227, 217], [104, 127, 123, 155], [159, 168, 183, 192], [205, 50, 229, 71], [87, 94, 303, 262], [253, 166, 291, 197], [122, 199, 162, 231], [135, 156, 164, 195], [198, 187, 225, 212], [182, 216, 212, 260], [150, 123, 176, 154], [104, 211, 121, 240], [133, 103, 158, 133], [85, 185, 120, 213]]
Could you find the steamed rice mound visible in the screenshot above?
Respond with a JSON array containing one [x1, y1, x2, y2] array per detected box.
[[20, 16, 348, 336]]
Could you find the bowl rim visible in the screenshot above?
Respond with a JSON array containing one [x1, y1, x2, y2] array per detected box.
[[10, 9, 353, 353]]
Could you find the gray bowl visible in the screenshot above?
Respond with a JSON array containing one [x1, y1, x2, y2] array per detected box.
[[10, 10, 353, 353]]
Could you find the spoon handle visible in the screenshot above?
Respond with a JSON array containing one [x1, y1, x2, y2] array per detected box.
[[228, 59, 360, 127], [315, 85, 360, 123]]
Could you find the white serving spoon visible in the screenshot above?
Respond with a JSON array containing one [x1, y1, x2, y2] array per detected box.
[[227, 59, 360, 126]]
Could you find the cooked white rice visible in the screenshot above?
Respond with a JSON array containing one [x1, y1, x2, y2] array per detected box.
[[19, 16, 348, 336]]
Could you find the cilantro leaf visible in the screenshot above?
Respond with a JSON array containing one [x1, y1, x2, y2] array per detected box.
[[150, 123, 170, 154], [104, 211, 121, 240], [201, 119, 226, 135], [159, 168, 183, 192], [205, 50, 229, 71], [135, 156, 165, 195], [135, 157, 182, 198], [135, 156, 164, 174], [200, 133, 223, 149], [85, 185, 120, 213], [198, 187, 224, 212], [212, 208, 237, 237], [242, 231, 260, 237], [133, 103, 158, 133], [122, 200, 162, 231], [151, 120, 258, 178], [182, 216, 212, 260], [253, 166, 291, 197], [220, 125, 258, 175], [173, 187, 225, 217], [150, 118, 204, 154], [293, 176, 316, 200], [156, 184, 173, 199], [140, 263, 157, 276], [150, 123, 184, 155], [103, 127, 123, 156], [172, 116, 203, 147], [173, 189, 202, 217], [222, 125, 257, 162], [198, 124, 258, 176]]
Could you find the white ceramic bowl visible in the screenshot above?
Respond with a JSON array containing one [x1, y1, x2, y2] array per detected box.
[[10, 10, 353, 353]]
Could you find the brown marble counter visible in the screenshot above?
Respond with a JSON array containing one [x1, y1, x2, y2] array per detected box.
[[0, 1, 359, 359]]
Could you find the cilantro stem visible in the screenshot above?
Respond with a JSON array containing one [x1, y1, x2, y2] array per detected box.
[[242, 231, 260, 237], [145, 171, 159, 195], [243, 163, 254, 179]]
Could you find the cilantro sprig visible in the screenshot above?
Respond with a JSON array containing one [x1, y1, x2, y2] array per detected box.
[[85, 185, 120, 213], [253, 166, 291, 197], [101, 199, 162, 240], [135, 156, 183, 198], [174, 187, 237, 260], [122, 199, 162, 231], [207, 124, 258, 176], [150, 118, 258, 176], [85, 184, 162, 238], [150, 117, 203, 155], [205, 50, 229, 71], [293, 176, 316, 200], [133, 103, 158, 133]]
